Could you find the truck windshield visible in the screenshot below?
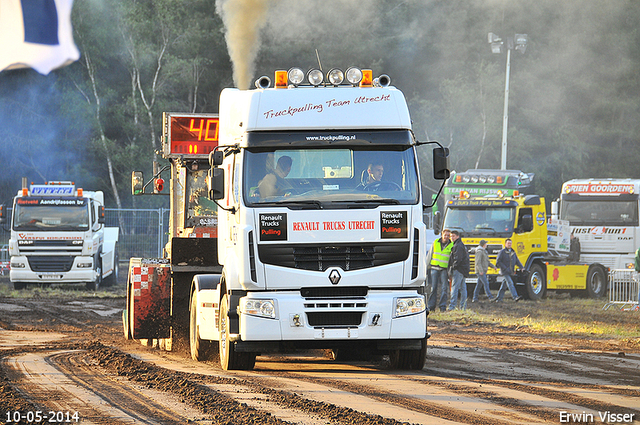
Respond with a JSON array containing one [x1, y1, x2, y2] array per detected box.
[[560, 200, 639, 226], [243, 146, 419, 207], [443, 207, 515, 236], [13, 199, 90, 231]]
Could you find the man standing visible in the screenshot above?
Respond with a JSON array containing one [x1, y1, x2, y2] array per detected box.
[[426, 229, 453, 312], [472, 240, 496, 302], [448, 230, 470, 311], [494, 238, 524, 302]]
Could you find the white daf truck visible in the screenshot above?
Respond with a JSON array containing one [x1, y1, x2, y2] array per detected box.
[[194, 68, 449, 370], [2, 180, 119, 290]]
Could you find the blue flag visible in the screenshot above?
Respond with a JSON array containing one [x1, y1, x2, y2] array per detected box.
[[0, 0, 80, 75]]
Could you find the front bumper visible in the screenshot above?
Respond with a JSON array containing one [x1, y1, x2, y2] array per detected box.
[[10, 255, 98, 283], [237, 290, 427, 345]]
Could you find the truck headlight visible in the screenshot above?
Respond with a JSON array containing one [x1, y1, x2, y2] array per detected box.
[[10, 262, 25, 268], [241, 299, 276, 319], [394, 296, 426, 318], [77, 260, 93, 268]]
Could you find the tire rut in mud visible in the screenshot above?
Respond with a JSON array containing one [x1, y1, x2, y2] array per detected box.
[[47, 350, 195, 424], [85, 341, 413, 425]]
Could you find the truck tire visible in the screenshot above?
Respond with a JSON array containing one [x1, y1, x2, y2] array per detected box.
[[122, 309, 131, 340], [13, 282, 26, 290], [124, 276, 135, 340], [388, 337, 427, 370], [86, 256, 102, 291], [524, 263, 546, 300], [219, 294, 256, 370], [190, 293, 214, 361], [586, 265, 607, 298], [103, 249, 119, 287]]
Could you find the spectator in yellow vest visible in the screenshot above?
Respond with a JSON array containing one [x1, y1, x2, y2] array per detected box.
[[426, 228, 453, 312]]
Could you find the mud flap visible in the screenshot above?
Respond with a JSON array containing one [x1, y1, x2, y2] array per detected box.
[[128, 258, 171, 339]]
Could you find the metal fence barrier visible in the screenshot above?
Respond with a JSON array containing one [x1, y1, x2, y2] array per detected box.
[[604, 269, 639, 311], [0, 207, 171, 262]]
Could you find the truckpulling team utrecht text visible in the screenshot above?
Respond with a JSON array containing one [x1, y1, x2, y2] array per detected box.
[[262, 94, 391, 119]]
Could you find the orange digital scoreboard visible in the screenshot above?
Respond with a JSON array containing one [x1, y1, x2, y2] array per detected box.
[[164, 113, 219, 157]]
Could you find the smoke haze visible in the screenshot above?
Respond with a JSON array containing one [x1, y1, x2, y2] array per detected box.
[[216, 0, 273, 89]]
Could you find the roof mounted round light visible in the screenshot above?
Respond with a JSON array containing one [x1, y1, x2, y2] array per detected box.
[[487, 176, 496, 183], [327, 68, 344, 86], [287, 67, 304, 86], [345, 67, 363, 85], [479, 176, 487, 183], [307, 69, 324, 86], [462, 175, 471, 183], [470, 176, 479, 183]]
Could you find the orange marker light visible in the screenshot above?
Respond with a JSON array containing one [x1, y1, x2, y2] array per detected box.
[[496, 176, 503, 183], [275, 70, 288, 88], [77, 188, 83, 197], [360, 70, 373, 87]]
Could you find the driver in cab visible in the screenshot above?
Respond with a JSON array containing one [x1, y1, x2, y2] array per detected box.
[[258, 155, 293, 198], [364, 163, 384, 184], [357, 162, 384, 190]]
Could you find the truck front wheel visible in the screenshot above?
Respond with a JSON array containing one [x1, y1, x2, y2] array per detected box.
[[586, 265, 607, 298], [524, 263, 546, 300], [103, 249, 119, 287], [86, 256, 102, 291], [190, 293, 214, 361], [219, 295, 256, 370], [388, 337, 427, 370]]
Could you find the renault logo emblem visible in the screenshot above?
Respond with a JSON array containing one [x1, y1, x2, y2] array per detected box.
[[329, 269, 341, 285]]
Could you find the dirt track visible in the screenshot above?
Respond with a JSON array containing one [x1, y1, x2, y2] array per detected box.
[[1, 280, 639, 425]]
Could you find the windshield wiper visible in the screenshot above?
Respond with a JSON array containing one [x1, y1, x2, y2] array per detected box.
[[283, 200, 324, 209], [351, 199, 400, 204], [474, 226, 497, 234]]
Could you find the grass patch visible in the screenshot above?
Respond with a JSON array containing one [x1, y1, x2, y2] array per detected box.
[[429, 296, 640, 341]]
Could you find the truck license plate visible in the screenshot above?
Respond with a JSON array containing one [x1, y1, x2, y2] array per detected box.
[[40, 274, 62, 279], [314, 328, 359, 339]]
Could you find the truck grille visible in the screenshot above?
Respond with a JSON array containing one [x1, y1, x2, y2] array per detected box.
[[28, 256, 75, 272], [18, 240, 83, 255], [258, 242, 409, 271], [301, 287, 368, 299], [306, 312, 363, 327]]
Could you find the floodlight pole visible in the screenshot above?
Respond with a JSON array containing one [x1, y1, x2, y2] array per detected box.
[[489, 33, 527, 170], [500, 48, 511, 170]]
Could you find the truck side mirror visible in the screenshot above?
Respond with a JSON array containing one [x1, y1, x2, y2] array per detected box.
[[432, 147, 450, 180], [98, 206, 106, 224], [210, 150, 224, 167], [132, 171, 144, 195], [208, 168, 225, 200], [0, 204, 5, 224]]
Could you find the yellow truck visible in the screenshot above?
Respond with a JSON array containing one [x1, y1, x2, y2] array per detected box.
[[436, 191, 608, 299]]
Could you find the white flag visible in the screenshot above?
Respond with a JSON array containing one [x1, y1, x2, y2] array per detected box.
[[0, 0, 80, 75]]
